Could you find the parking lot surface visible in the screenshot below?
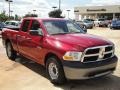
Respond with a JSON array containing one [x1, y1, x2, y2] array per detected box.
[[0, 27, 120, 90]]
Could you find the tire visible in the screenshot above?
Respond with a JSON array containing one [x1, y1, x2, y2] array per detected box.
[[6, 42, 17, 60], [46, 56, 66, 85]]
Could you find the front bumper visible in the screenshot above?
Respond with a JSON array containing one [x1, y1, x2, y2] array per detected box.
[[111, 25, 120, 29], [62, 56, 118, 80], [86, 25, 93, 29]]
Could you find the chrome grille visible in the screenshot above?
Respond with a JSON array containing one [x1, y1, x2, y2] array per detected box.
[[81, 45, 114, 63]]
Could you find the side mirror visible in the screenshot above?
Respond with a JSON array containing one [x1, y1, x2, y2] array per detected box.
[[29, 30, 43, 36]]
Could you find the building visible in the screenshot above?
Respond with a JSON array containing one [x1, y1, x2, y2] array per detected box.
[[74, 5, 120, 20]]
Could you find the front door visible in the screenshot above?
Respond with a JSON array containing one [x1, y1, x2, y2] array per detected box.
[[25, 20, 45, 63]]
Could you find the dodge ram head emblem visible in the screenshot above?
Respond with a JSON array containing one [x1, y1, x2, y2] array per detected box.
[[99, 47, 105, 59]]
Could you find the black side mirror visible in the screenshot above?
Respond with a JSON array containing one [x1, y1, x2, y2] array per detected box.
[[29, 30, 43, 36]]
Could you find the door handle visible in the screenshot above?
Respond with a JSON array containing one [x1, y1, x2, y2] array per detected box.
[[26, 38, 32, 40], [17, 35, 26, 38], [16, 35, 21, 37]]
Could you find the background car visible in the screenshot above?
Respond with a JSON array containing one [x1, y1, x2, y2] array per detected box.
[[5, 20, 20, 26], [76, 20, 87, 32], [84, 19, 94, 22], [0, 22, 5, 31], [94, 18, 110, 27], [110, 19, 120, 29], [0, 22, 5, 35], [83, 19, 94, 29]]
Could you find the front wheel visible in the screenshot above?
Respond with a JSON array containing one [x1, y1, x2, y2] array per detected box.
[[6, 42, 17, 60], [46, 56, 66, 84]]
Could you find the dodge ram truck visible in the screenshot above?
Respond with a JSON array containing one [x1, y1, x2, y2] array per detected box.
[[2, 18, 118, 84]]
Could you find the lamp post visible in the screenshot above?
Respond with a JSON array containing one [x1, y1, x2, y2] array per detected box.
[[7, 0, 13, 18], [59, 0, 61, 10], [52, 6, 57, 10], [66, 10, 70, 19], [33, 10, 36, 14], [10, 10, 13, 17]]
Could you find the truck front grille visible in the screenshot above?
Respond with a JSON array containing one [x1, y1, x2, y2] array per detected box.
[[81, 45, 114, 63]]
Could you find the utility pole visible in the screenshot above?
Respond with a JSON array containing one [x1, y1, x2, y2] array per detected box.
[[66, 10, 70, 19], [5, 0, 13, 18], [10, 10, 13, 17]]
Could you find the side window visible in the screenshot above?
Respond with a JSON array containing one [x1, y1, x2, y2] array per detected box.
[[21, 20, 30, 32], [30, 20, 43, 35], [30, 20, 40, 30], [5, 22, 9, 25], [11, 22, 16, 26]]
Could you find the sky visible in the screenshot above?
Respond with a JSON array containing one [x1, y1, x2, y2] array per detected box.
[[0, 0, 120, 19]]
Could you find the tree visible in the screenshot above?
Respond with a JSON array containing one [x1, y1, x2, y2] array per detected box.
[[23, 14, 38, 18], [14, 14, 21, 20], [48, 9, 63, 18], [0, 13, 9, 22]]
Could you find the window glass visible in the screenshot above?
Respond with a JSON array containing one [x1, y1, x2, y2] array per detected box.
[[30, 20, 40, 30], [11, 22, 16, 25], [43, 20, 84, 35], [30, 20, 43, 35], [21, 20, 30, 32]]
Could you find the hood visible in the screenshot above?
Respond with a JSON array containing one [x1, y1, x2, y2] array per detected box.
[[49, 33, 113, 50]]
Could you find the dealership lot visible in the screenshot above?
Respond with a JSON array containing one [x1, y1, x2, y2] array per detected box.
[[0, 27, 120, 90]]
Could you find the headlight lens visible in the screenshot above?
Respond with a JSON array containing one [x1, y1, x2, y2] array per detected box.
[[63, 51, 83, 61]]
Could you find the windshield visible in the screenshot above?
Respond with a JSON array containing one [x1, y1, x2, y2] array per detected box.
[[83, 20, 92, 23], [98, 19, 105, 21], [43, 20, 84, 35]]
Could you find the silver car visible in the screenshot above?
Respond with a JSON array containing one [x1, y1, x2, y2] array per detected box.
[[83, 20, 94, 29]]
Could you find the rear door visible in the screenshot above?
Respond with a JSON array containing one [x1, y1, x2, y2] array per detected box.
[[17, 19, 31, 56]]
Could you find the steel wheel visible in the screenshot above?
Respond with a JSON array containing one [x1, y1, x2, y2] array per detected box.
[[6, 42, 17, 60], [46, 56, 66, 84], [48, 62, 58, 80], [6, 43, 12, 57]]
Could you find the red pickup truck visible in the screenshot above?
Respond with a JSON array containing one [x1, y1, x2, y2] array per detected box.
[[2, 18, 118, 84]]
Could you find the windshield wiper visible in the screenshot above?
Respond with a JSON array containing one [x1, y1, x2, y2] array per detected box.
[[51, 32, 81, 35], [51, 32, 69, 35]]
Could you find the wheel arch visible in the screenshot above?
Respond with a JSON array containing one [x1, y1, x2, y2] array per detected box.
[[44, 52, 63, 66], [5, 39, 11, 46]]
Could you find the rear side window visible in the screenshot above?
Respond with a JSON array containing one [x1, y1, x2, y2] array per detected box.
[[21, 20, 30, 32]]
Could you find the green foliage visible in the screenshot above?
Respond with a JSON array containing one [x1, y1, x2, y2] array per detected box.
[[23, 14, 38, 18], [0, 13, 9, 22], [14, 14, 20, 20], [48, 9, 63, 18]]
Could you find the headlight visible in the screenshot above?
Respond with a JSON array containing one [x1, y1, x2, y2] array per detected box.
[[63, 51, 83, 61]]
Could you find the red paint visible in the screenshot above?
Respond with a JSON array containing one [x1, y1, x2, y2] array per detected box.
[[2, 18, 113, 66]]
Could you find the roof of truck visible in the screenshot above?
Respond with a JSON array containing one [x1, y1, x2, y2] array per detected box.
[[23, 17, 66, 21]]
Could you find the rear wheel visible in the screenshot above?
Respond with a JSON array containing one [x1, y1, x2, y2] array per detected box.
[[6, 42, 17, 60], [46, 56, 66, 84]]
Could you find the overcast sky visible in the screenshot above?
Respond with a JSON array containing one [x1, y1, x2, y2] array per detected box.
[[0, 0, 120, 19]]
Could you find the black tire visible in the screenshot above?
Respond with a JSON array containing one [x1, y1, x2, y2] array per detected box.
[[6, 42, 17, 60], [46, 56, 66, 85]]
